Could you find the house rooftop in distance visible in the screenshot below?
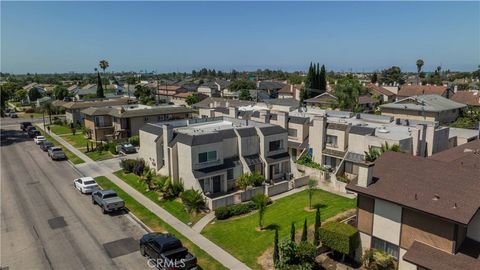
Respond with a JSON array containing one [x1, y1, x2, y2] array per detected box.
[[379, 94, 467, 112]]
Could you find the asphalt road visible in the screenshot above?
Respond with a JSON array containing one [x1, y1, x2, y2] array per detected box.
[[0, 127, 149, 269]]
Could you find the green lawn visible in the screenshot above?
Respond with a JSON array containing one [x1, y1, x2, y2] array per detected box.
[[63, 133, 90, 148], [19, 113, 65, 119], [202, 189, 356, 269], [48, 124, 72, 135], [94, 176, 226, 270], [85, 150, 114, 161], [36, 126, 85, 164], [113, 170, 202, 224]]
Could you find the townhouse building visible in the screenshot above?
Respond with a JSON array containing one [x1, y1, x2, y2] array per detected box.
[[346, 140, 480, 269], [138, 117, 291, 198], [81, 104, 193, 140]]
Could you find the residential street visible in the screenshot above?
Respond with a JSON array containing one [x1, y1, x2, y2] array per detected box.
[[0, 127, 148, 270]]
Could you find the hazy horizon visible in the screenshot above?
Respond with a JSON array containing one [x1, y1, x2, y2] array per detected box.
[[2, 1, 479, 74]]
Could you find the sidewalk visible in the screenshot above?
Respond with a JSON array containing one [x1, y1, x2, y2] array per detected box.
[[38, 124, 250, 270]]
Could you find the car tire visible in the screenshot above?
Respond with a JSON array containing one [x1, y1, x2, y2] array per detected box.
[[139, 245, 146, 256], [102, 207, 107, 214], [92, 198, 96, 205]]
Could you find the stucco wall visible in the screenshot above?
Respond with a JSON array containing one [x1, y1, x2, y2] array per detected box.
[[467, 210, 480, 242], [398, 248, 417, 270], [191, 142, 224, 170], [372, 199, 402, 245], [139, 131, 163, 171], [325, 128, 347, 150]]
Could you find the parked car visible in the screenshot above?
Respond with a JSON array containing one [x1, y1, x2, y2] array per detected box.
[[139, 233, 197, 270], [27, 127, 41, 138], [48, 147, 66, 160], [73, 177, 99, 194], [34, 136, 46, 144], [10, 112, 18, 118], [91, 190, 125, 214], [20, 122, 32, 131], [119, 143, 136, 154], [40, 141, 54, 151]]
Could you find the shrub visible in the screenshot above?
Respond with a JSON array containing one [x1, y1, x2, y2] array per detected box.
[[128, 135, 140, 147], [168, 181, 184, 198], [120, 159, 137, 173], [236, 172, 265, 190], [276, 239, 316, 270], [294, 152, 325, 171], [296, 241, 316, 265], [362, 249, 395, 270], [133, 158, 146, 176], [25, 108, 34, 113], [214, 201, 257, 220], [107, 142, 117, 154], [319, 221, 360, 256], [53, 119, 63, 125], [180, 188, 206, 214]]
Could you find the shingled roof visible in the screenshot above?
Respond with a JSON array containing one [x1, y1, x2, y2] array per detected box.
[[346, 143, 480, 225], [398, 85, 448, 97], [451, 91, 480, 107]]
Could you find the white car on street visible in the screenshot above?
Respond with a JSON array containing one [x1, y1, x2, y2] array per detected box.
[[34, 136, 46, 145], [73, 177, 99, 194]]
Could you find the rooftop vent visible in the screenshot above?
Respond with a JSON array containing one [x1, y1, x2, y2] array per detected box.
[[377, 127, 390, 133], [433, 194, 440, 201], [453, 203, 458, 209]]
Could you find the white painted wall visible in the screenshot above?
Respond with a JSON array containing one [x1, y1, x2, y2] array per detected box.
[[372, 199, 402, 245], [399, 248, 417, 270]]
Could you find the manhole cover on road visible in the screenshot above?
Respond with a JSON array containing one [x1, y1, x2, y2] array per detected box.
[[103, 237, 138, 258], [48, 216, 67, 230]]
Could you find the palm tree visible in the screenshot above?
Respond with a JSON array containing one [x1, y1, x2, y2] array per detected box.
[[416, 59, 424, 85], [126, 76, 136, 99], [180, 188, 206, 214], [41, 102, 53, 125], [364, 146, 380, 162], [252, 193, 270, 230], [307, 179, 317, 210], [365, 142, 401, 162], [142, 168, 154, 191], [99, 60, 109, 74]]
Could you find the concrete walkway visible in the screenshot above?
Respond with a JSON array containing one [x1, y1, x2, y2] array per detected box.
[[37, 124, 250, 270], [192, 212, 216, 232]]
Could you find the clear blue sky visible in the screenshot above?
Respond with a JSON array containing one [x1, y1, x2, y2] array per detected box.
[[1, 1, 479, 74]]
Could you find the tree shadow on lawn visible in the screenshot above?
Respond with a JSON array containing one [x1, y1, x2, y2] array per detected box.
[[264, 223, 280, 231]]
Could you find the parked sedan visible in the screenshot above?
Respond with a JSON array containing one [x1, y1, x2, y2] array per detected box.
[[119, 143, 136, 154], [48, 147, 66, 160], [34, 136, 46, 145], [10, 112, 18, 118], [40, 141, 54, 151], [73, 177, 99, 194]]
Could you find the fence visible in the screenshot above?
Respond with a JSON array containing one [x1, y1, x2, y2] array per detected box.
[[266, 181, 290, 196], [241, 186, 265, 202], [206, 192, 241, 210], [293, 175, 310, 188]]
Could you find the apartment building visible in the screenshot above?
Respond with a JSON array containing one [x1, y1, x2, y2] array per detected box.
[[81, 104, 193, 140], [138, 117, 291, 197], [380, 94, 466, 124], [346, 140, 480, 269]]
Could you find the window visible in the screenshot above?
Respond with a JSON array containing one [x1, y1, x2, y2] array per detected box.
[[272, 164, 280, 174], [199, 179, 205, 191], [199, 151, 217, 163], [157, 115, 164, 121], [269, 140, 283, 152], [288, 128, 297, 137], [371, 237, 399, 259], [326, 135, 337, 146], [227, 169, 234, 180], [144, 117, 149, 122]]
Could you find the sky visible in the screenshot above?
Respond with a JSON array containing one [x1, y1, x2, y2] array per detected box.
[[1, 1, 479, 74]]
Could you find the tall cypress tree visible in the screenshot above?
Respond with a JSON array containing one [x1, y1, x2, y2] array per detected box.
[[314, 207, 321, 246], [290, 222, 296, 242], [273, 228, 279, 264], [319, 65, 327, 92], [96, 71, 105, 98], [301, 218, 308, 242], [315, 63, 320, 90]]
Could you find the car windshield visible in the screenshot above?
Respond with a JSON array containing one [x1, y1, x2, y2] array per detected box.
[[103, 193, 117, 199], [52, 148, 63, 152], [45, 142, 53, 146], [124, 144, 134, 148], [84, 180, 96, 185], [37, 136, 45, 140]]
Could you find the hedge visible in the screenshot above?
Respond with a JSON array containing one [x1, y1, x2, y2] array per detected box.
[[215, 202, 257, 220], [319, 221, 359, 255]]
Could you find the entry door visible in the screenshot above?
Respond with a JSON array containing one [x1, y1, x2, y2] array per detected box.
[[212, 175, 221, 193]]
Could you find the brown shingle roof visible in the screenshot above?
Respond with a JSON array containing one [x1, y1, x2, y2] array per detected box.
[[366, 83, 395, 96], [451, 91, 480, 107], [398, 85, 448, 97], [403, 241, 480, 270], [346, 147, 480, 225], [108, 106, 194, 118], [62, 98, 132, 109]]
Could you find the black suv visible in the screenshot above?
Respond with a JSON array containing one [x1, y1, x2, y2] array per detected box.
[[40, 140, 54, 151], [20, 122, 32, 131], [139, 233, 197, 270]]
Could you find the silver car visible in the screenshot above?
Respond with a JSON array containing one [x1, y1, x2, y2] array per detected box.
[[48, 147, 66, 160]]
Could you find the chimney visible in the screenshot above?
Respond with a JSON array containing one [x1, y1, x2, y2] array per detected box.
[[225, 101, 230, 108], [162, 124, 173, 174], [277, 111, 288, 128], [229, 107, 238, 118], [259, 110, 270, 123], [209, 102, 214, 108], [309, 115, 327, 164], [357, 164, 374, 187]]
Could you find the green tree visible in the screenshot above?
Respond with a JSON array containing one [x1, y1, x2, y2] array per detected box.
[[416, 59, 424, 85], [333, 74, 365, 111], [99, 59, 109, 74], [290, 222, 296, 242], [319, 65, 327, 91], [314, 207, 321, 246], [14, 89, 28, 102], [96, 70, 105, 98], [371, 72, 378, 84], [185, 94, 202, 106], [379, 66, 405, 85], [301, 218, 308, 242], [239, 89, 251, 100], [252, 193, 269, 230], [143, 168, 154, 191], [307, 179, 317, 209], [288, 74, 303, 85], [126, 76, 137, 99], [53, 85, 69, 100], [229, 80, 256, 91], [364, 147, 381, 162], [180, 188, 206, 214], [41, 102, 54, 125], [273, 228, 279, 264], [28, 87, 43, 101], [364, 142, 401, 162]]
